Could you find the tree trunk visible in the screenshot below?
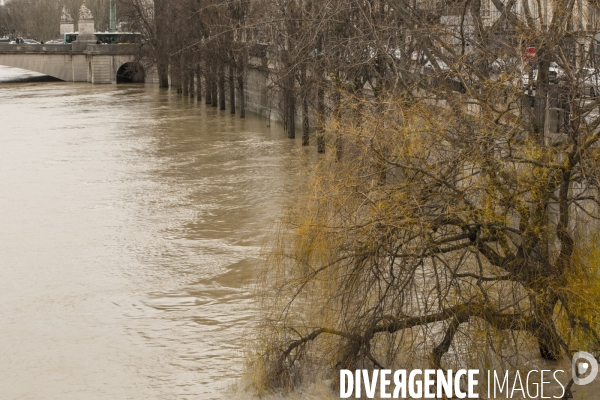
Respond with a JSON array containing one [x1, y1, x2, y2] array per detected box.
[[302, 97, 309, 146], [195, 66, 201, 100], [534, 51, 550, 141], [238, 75, 245, 118], [333, 88, 342, 160], [171, 61, 181, 94], [211, 78, 218, 107], [205, 73, 211, 104], [286, 82, 296, 139], [301, 63, 309, 146], [189, 68, 195, 98], [316, 35, 325, 153], [219, 67, 226, 110], [182, 67, 189, 97], [229, 64, 235, 114], [283, 98, 288, 133], [317, 84, 325, 153], [533, 295, 562, 360], [154, 0, 169, 88], [158, 59, 169, 88]]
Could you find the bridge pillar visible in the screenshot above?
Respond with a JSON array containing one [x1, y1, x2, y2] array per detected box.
[[71, 55, 88, 82], [90, 55, 115, 84]]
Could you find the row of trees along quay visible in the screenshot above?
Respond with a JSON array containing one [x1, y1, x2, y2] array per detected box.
[[156, 0, 600, 396], [126, 0, 599, 396]]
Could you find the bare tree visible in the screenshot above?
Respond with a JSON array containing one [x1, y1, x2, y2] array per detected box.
[[250, 0, 600, 396]]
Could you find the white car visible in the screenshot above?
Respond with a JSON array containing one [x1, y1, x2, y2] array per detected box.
[[521, 62, 563, 88], [521, 69, 538, 88], [423, 58, 449, 73]]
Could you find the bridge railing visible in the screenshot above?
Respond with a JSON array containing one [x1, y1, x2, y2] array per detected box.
[[84, 43, 142, 55], [0, 44, 73, 53], [0, 43, 146, 56]]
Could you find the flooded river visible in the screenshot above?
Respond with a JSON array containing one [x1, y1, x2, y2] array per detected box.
[[0, 66, 301, 399]]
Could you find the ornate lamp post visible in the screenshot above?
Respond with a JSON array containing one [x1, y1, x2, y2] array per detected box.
[[109, 0, 116, 32]]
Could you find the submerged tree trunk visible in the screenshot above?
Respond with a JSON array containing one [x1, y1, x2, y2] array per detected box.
[[302, 97, 309, 146], [182, 66, 189, 97], [219, 66, 226, 110], [238, 74, 245, 118], [205, 73, 211, 104], [189, 68, 195, 98], [158, 59, 169, 88], [195, 66, 201, 100], [317, 83, 325, 153], [333, 89, 341, 160], [286, 81, 296, 139], [229, 64, 235, 114], [301, 64, 309, 146], [316, 36, 325, 153], [154, 0, 169, 88], [211, 77, 218, 107], [171, 60, 181, 94]]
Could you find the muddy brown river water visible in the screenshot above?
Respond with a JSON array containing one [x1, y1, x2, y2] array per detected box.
[[5, 66, 600, 400], [0, 66, 302, 399]]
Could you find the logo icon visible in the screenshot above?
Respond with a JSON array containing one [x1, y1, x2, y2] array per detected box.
[[572, 351, 598, 386]]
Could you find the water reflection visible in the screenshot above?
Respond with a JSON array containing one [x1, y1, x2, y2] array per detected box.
[[0, 66, 300, 399]]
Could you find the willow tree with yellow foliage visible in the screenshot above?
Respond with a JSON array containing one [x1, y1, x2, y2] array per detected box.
[[254, 94, 600, 385], [249, 0, 600, 394]]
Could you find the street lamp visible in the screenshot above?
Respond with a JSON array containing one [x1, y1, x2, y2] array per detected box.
[[109, 0, 116, 32]]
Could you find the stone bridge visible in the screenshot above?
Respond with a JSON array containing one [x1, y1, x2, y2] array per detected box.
[[0, 43, 158, 84]]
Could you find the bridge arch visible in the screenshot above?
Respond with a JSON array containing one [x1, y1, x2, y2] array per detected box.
[[0, 53, 74, 81], [116, 61, 145, 83]]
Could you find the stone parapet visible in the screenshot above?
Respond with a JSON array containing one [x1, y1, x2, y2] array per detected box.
[[84, 44, 142, 55], [0, 44, 73, 53]]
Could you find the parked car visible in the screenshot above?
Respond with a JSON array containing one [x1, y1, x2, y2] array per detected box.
[[411, 51, 428, 64], [23, 39, 40, 44], [45, 39, 64, 44], [521, 62, 563, 88], [521, 69, 537, 88], [423, 57, 449, 74], [422, 57, 468, 93]]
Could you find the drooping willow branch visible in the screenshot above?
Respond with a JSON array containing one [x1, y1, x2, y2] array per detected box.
[[278, 301, 543, 371]]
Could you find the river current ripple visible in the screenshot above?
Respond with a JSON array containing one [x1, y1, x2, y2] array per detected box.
[[0, 66, 301, 399]]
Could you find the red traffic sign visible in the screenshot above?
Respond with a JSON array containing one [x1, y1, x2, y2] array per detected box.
[[525, 47, 537, 60]]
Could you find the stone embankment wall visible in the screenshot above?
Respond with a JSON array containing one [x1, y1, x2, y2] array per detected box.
[[244, 65, 277, 121], [196, 50, 292, 126], [238, 54, 286, 124]]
